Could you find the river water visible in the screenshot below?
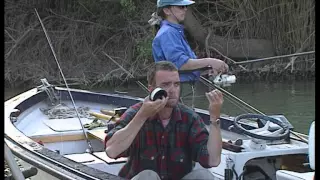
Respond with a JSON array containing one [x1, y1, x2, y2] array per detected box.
[[5, 80, 315, 134], [91, 79, 315, 134]]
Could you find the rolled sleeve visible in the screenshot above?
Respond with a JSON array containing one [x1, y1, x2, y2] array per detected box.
[[104, 105, 141, 158], [158, 31, 190, 69], [188, 115, 211, 168]]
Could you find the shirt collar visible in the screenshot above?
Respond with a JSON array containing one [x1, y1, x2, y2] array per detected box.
[[171, 104, 183, 122], [161, 20, 185, 31]]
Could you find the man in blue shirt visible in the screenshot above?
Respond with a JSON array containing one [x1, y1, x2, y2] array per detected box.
[[150, 0, 229, 108]]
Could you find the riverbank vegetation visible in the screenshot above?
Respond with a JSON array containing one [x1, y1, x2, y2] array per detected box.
[[5, 0, 315, 88]]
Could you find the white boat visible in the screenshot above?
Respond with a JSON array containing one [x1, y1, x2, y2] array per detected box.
[[5, 79, 314, 180]]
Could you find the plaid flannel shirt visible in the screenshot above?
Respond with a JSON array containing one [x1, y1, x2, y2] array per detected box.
[[104, 102, 212, 180]]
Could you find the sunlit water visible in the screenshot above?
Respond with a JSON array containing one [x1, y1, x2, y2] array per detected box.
[[5, 80, 315, 134]]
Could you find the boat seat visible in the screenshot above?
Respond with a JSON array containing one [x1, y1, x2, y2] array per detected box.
[[276, 171, 314, 180], [64, 152, 127, 175], [276, 121, 315, 180]]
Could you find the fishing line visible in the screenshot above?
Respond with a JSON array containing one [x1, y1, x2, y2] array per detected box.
[[222, 95, 253, 114], [102, 51, 149, 94], [203, 79, 255, 113], [181, 88, 253, 114], [199, 76, 265, 114]]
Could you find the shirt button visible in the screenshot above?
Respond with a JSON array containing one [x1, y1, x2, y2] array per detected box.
[[162, 156, 165, 159], [151, 156, 154, 160], [180, 158, 184, 162], [162, 136, 164, 139], [161, 176, 165, 179]]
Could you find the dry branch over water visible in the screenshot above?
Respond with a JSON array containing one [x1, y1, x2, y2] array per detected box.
[[5, 0, 315, 88]]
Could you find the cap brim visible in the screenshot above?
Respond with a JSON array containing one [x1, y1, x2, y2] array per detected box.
[[170, 0, 195, 6]]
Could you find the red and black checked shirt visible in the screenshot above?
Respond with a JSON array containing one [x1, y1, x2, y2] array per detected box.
[[104, 102, 212, 180]]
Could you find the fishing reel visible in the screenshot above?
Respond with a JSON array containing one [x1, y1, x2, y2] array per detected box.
[[149, 87, 167, 101], [211, 73, 236, 87]]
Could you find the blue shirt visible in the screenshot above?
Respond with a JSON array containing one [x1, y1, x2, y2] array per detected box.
[[152, 20, 200, 82]]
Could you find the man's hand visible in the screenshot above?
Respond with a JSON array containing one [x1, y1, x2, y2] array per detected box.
[[205, 89, 223, 120], [207, 58, 229, 76], [138, 96, 168, 119]]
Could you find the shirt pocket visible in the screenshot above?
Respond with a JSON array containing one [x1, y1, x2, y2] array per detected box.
[[169, 148, 191, 178], [140, 147, 158, 172]]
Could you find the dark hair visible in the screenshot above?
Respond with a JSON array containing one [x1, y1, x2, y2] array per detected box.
[[147, 61, 178, 86]]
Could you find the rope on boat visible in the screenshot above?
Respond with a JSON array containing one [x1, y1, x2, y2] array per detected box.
[[37, 80, 109, 130], [39, 103, 94, 120], [39, 103, 109, 130]]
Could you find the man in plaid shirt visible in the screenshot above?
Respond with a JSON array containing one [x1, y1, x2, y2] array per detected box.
[[105, 61, 223, 179]]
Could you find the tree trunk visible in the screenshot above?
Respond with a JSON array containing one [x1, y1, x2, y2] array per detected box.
[[184, 8, 276, 59]]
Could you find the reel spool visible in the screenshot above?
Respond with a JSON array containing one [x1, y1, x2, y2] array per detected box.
[[150, 88, 167, 101]]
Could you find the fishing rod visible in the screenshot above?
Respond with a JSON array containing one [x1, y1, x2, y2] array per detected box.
[[35, 9, 94, 153]]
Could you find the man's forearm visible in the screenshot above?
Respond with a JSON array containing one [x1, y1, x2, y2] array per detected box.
[[105, 112, 147, 158], [180, 58, 212, 70], [207, 117, 222, 167]]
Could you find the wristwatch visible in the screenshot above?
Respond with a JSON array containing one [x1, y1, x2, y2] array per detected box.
[[210, 118, 220, 127]]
